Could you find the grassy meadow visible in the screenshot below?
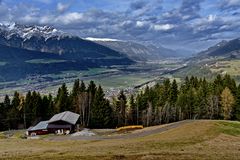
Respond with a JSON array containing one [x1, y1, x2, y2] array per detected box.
[[0, 120, 240, 160]]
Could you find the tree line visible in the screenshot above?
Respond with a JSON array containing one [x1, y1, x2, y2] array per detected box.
[[0, 74, 240, 131], [130, 74, 240, 126]]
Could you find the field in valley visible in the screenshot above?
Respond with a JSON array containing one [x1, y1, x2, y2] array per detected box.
[[0, 120, 240, 160], [0, 59, 184, 99]]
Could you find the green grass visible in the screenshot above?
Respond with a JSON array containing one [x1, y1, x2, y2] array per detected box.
[[25, 59, 67, 64], [217, 121, 240, 136], [0, 132, 6, 139], [174, 65, 214, 79], [92, 74, 154, 89], [210, 60, 240, 76]]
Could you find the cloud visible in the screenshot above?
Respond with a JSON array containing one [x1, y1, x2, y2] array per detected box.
[[136, 20, 148, 28], [0, 0, 240, 51], [56, 12, 84, 25], [57, 2, 70, 13], [220, 0, 240, 10], [151, 24, 175, 31]]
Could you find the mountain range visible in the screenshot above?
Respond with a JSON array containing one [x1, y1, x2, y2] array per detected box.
[[0, 23, 133, 81], [0, 22, 239, 82]]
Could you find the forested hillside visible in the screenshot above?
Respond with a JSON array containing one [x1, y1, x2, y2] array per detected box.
[[0, 74, 239, 130]]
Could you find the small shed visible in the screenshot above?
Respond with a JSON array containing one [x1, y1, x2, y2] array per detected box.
[[27, 121, 49, 136], [47, 111, 80, 134]]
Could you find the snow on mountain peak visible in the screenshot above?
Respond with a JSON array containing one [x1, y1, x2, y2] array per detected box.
[[0, 22, 65, 40], [85, 37, 123, 42]]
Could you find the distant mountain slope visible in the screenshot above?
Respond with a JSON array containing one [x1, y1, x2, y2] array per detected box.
[[85, 37, 181, 61], [0, 44, 73, 81], [197, 38, 240, 58], [0, 43, 132, 82], [0, 23, 132, 61]]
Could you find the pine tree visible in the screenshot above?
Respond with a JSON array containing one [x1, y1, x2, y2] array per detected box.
[[90, 85, 113, 128], [55, 83, 69, 112], [169, 79, 178, 105], [32, 92, 42, 120], [47, 94, 54, 119], [1, 95, 11, 129], [24, 91, 34, 127], [80, 80, 86, 92], [129, 95, 137, 125], [234, 85, 240, 120], [196, 78, 209, 119], [87, 81, 97, 126], [117, 90, 127, 126], [72, 79, 80, 97], [7, 92, 21, 129], [42, 95, 51, 120]]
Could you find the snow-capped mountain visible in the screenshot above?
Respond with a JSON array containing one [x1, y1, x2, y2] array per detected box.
[[0, 22, 134, 81], [0, 22, 66, 41], [0, 22, 133, 61]]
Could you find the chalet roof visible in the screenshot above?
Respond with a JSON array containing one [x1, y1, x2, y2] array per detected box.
[[28, 121, 48, 131], [48, 111, 80, 125]]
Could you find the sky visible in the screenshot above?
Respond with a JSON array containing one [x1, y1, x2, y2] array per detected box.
[[0, 0, 240, 52]]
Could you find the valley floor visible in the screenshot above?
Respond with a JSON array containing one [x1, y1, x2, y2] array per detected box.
[[0, 120, 240, 160], [0, 59, 184, 100]]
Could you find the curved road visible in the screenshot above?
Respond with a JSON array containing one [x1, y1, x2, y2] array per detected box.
[[47, 120, 194, 141]]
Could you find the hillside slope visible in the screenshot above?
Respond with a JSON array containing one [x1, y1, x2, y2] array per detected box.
[[0, 120, 240, 159], [196, 38, 240, 58], [85, 37, 180, 61], [0, 44, 132, 81]]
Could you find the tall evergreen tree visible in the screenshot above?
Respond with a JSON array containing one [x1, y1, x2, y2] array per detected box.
[[90, 85, 113, 128], [55, 83, 69, 112], [80, 80, 86, 92], [169, 79, 178, 105], [129, 95, 137, 125], [117, 90, 127, 126], [234, 85, 240, 120], [87, 81, 97, 126], [7, 92, 21, 129]]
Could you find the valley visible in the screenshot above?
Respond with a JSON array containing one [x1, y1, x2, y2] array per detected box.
[[0, 58, 185, 99]]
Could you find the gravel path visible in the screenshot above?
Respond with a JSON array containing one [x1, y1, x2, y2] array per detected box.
[[47, 120, 194, 141]]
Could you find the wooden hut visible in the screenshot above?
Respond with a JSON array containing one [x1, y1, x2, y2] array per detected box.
[[47, 111, 80, 134]]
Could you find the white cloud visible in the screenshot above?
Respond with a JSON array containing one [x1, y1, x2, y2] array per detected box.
[[57, 2, 70, 13], [227, 0, 240, 5], [151, 24, 174, 31], [136, 21, 147, 27], [220, 0, 240, 10], [208, 14, 216, 22], [56, 12, 84, 25]]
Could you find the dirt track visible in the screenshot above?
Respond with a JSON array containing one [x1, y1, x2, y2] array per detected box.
[[47, 120, 194, 141]]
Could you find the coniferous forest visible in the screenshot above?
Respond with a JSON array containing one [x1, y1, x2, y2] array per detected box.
[[0, 74, 240, 131]]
